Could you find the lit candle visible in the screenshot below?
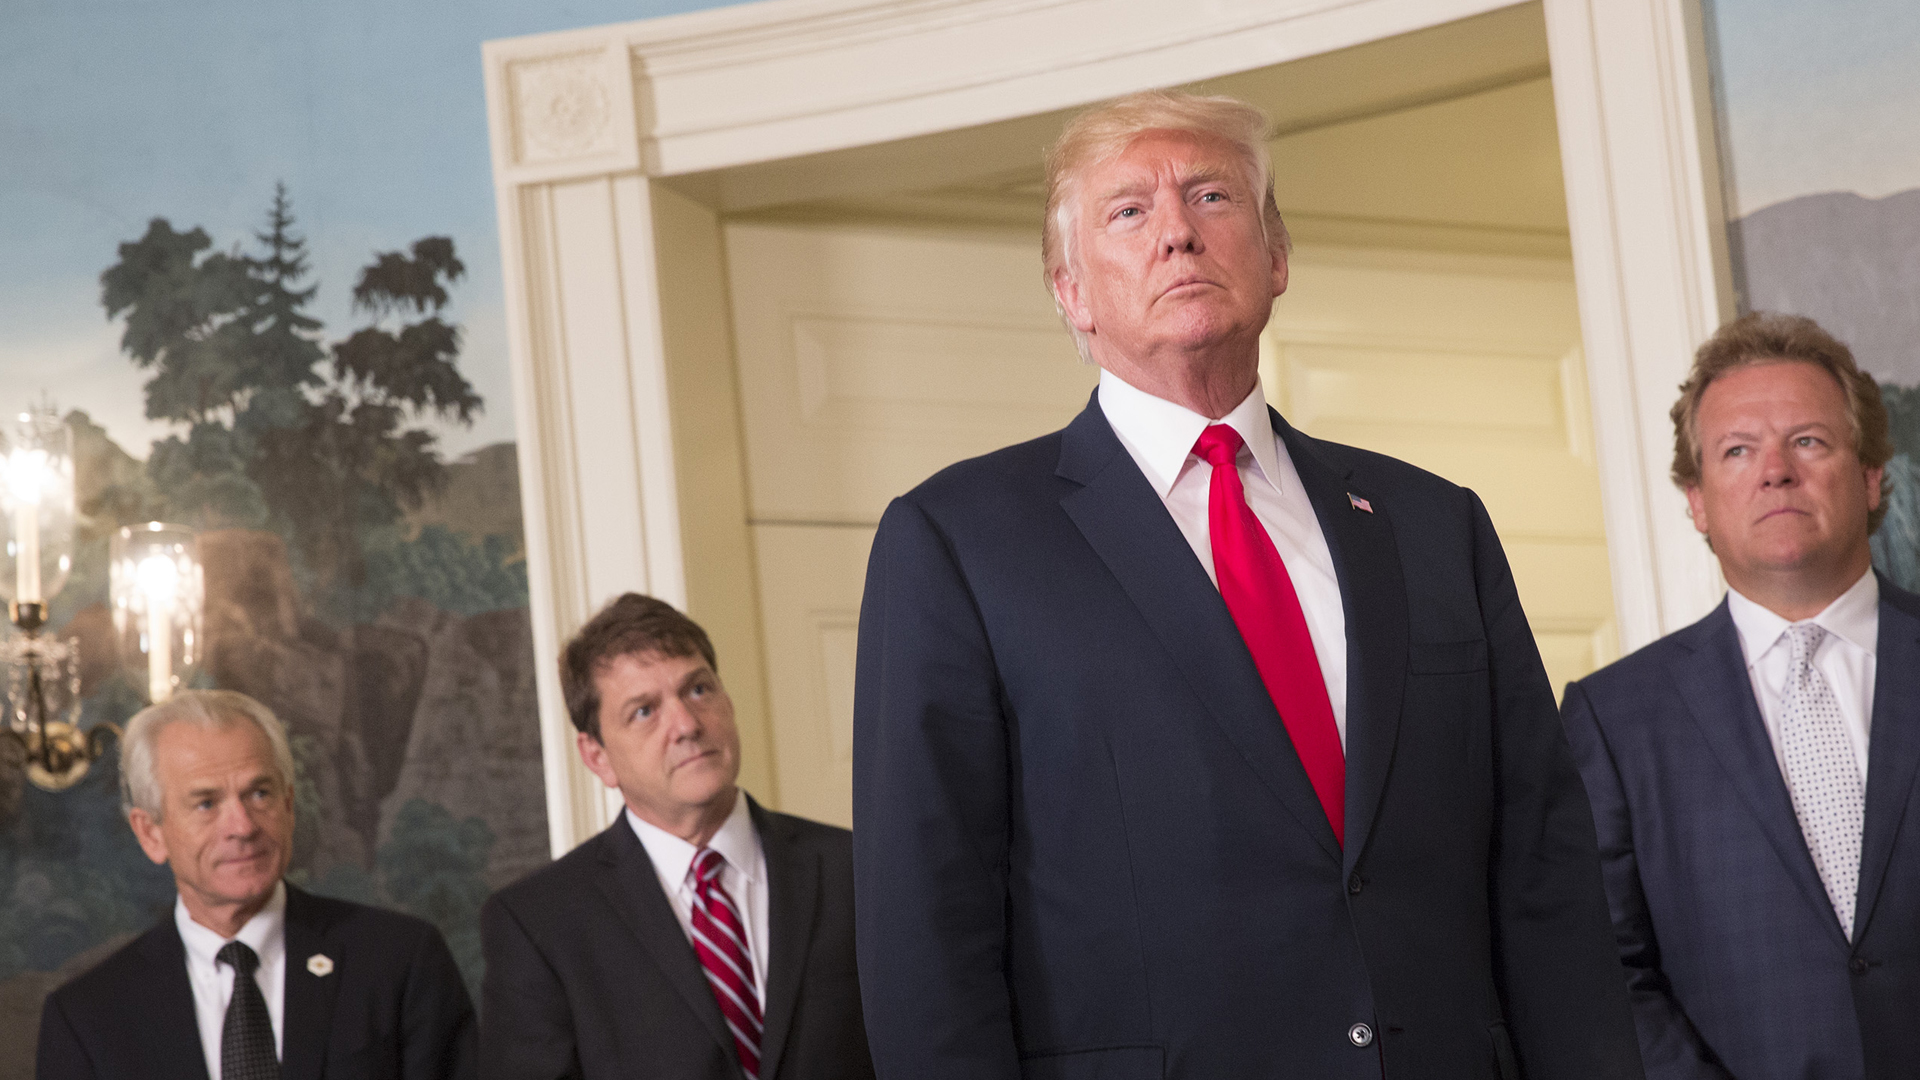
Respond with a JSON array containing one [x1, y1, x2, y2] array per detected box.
[[138, 553, 179, 702], [15, 502, 38, 603], [8, 448, 44, 603]]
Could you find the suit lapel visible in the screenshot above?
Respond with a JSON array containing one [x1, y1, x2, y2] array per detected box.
[[1272, 412, 1409, 873], [135, 920, 215, 1080], [1057, 396, 1341, 863], [752, 799, 819, 1080], [591, 820, 740, 1069], [280, 885, 343, 1080], [1855, 584, 1920, 940], [1670, 604, 1847, 942]]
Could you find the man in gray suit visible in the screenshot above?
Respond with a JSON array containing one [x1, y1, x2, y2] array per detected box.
[[1563, 312, 1920, 1079]]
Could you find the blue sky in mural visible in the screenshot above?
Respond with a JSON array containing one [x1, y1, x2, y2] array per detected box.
[[1709, 0, 1920, 215], [0, 0, 743, 459]]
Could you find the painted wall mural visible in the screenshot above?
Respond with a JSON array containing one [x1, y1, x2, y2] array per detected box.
[[0, 1, 738, 1073], [1704, 0, 1920, 582]]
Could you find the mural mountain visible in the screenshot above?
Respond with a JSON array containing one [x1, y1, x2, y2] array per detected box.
[[1733, 188, 1920, 384], [1733, 188, 1920, 593]]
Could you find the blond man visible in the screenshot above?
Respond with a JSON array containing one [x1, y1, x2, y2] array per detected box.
[[1563, 312, 1920, 1080], [853, 90, 1641, 1080]]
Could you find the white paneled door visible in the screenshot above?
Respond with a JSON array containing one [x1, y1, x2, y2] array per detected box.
[[727, 222, 1094, 826]]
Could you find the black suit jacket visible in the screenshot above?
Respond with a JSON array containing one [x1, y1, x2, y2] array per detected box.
[[851, 395, 1644, 1080], [36, 883, 476, 1080], [478, 795, 873, 1080], [1563, 580, 1920, 1080]]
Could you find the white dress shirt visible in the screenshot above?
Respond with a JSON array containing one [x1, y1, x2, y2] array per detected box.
[[1097, 369, 1350, 745], [177, 880, 287, 1080], [1727, 569, 1878, 784], [627, 793, 770, 1007]]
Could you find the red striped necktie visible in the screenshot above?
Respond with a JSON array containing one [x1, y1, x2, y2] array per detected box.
[[1194, 424, 1346, 845], [690, 847, 764, 1078]]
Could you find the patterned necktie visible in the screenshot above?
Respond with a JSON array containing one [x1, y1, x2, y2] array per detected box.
[[690, 848, 763, 1079], [216, 940, 279, 1080], [1194, 425, 1346, 844], [1779, 623, 1865, 939]]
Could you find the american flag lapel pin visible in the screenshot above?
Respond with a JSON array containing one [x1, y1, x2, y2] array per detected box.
[[1347, 493, 1373, 513]]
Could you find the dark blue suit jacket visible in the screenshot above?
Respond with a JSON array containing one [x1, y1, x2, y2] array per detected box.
[[36, 884, 475, 1080], [1563, 580, 1920, 1080], [852, 394, 1642, 1080]]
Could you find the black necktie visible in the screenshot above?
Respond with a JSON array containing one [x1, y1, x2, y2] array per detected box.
[[216, 941, 280, 1080]]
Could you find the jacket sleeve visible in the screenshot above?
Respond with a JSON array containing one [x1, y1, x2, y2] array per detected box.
[[1468, 491, 1646, 1080], [1561, 679, 1736, 1080], [852, 496, 1021, 1080], [35, 990, 98, 1080], [398, 922, 479, 1080], [478, 894, 583, 1080]]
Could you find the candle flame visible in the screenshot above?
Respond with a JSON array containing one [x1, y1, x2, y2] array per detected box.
[[136, 553, 181, 602], [5, 448, 48, 506]]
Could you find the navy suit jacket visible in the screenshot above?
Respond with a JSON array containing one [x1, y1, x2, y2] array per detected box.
[[36, 884, 476, 1080], [852, 394, 1642, 1080], [1562, 579, 1920, 1080]]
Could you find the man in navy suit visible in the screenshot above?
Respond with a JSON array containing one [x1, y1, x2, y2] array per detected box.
[[1563, 312, 1920, 1080], [852, 90, 1642, 1080], [36, 690, 475, 1080]]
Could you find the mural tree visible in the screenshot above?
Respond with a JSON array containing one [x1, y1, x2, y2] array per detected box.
[[99, 185, 482, 609], [53, 186, 540, 1008], [1870, 384, 1920, 592]]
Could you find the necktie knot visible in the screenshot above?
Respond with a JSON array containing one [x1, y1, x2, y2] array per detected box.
[[693, 847, 728, 887], [1193, 424, 1245, 469], [1787, 622, 1828, 669], [217, 940, 260, 977]]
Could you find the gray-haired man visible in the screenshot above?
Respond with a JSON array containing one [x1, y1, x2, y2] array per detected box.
[[36, 689, 476, 1080]]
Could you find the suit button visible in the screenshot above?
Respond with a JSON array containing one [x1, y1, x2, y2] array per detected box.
[[1348, 1023, 1374, 1047], [1850, 957, 1870, 975], [1347, 874, 1364, 895]]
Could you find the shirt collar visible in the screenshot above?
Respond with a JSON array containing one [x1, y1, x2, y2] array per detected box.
[[1726, 568, 1879, 667], [175, 879, 287, 969], [1096, 368, 1282, 498], [626, 791, 761, 888]]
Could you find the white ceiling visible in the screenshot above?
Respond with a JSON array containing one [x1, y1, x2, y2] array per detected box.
[[696, 2, 1568, 256]]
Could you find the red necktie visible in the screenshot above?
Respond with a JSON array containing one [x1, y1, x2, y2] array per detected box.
[[690, 848, 764, 1078], [1194, 425, 1346, 845]]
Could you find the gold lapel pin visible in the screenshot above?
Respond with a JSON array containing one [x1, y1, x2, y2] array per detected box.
[[307, 954, 335, 977]]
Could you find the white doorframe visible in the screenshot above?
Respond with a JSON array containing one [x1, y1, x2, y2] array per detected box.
[[1545, 0, 1732, 652], [483, 0, 1734, 855]]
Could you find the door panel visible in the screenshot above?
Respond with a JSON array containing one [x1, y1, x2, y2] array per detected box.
[[727, 222, 1093, 825], [727, 223, 1094, 526], [1262, 247, 1616, 696], [749, 523, 875, 828]]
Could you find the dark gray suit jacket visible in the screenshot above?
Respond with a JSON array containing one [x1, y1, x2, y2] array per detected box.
[[1563, 577, 1920, 1080], [36, 884, 476, 1080], [478, 796, 873, 1080]]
